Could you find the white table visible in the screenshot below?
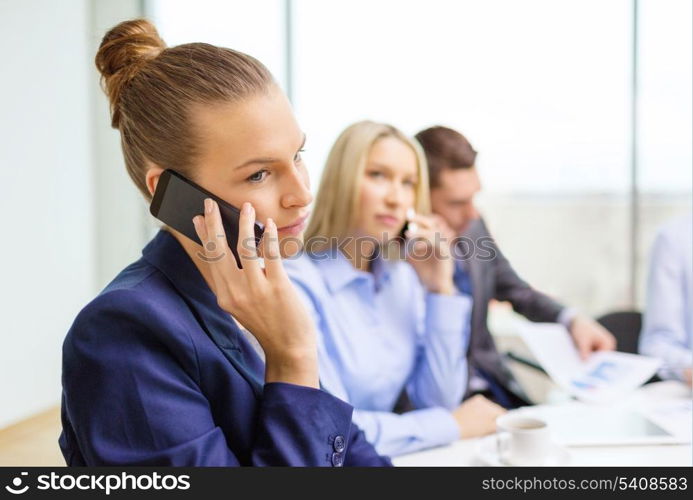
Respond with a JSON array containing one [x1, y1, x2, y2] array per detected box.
[[393, 381, 692, 466]]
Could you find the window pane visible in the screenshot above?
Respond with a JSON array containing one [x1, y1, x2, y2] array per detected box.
[[636, 0, 692, 306], [292, 0, 632, 313], [147, 0, 287, 90], [638, 0, 692, 194], [292, 0, 631, 194]]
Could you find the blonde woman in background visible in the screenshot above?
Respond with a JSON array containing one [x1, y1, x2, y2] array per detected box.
[[284, 121, 505, 457]]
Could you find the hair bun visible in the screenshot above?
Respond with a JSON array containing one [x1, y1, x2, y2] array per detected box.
[[95, 18, 166, 127]]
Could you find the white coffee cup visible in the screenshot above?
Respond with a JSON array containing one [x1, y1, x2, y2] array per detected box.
[[495, 414, 552, 466]]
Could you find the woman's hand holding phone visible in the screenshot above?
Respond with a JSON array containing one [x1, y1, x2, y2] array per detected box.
[[192, 198, 319, 389], [404, 212, 457, 295]]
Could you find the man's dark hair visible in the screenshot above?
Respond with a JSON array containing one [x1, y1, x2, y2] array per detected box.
[[415, 126, 477, 188]]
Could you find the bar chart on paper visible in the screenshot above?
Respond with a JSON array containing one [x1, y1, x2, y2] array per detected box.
[[519, 323, 661, 403]]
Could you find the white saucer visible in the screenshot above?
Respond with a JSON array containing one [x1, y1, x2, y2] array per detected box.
[[475, 435, 571, 466]]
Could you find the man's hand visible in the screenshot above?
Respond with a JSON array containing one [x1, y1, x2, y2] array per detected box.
[[569, 315, 617, 360]]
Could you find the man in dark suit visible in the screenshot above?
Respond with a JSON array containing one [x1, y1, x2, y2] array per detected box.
[[415, 126, 616, 409]]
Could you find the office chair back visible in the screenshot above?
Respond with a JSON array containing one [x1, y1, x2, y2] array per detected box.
[[596, 311, 642, 354]]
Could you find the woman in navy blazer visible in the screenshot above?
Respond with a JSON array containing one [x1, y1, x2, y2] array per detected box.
[[59, 19, 390, 467]]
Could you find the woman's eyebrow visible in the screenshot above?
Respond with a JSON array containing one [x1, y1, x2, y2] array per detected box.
[[233, 133, 307, 171], [367, 162, 419, 181], [367, 162, 415, 174], [367, 162, 393, 171], [234, 157, 277, 170]]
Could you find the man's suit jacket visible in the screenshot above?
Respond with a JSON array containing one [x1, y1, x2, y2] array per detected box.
[[459, 218, 566, 405], [59, 229, 390, 466]]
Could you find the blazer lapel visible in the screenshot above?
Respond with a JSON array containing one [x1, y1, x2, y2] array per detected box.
[[142, 230, 264, 398], [461, 219, 485, 337]]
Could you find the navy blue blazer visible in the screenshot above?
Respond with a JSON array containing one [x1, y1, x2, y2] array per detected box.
[[59, 229, 391, 466]]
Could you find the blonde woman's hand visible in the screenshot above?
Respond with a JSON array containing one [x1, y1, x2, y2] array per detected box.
[[452, 394, 507, 439], [193, 198, 318, 388], [404, 212, 457, 295]]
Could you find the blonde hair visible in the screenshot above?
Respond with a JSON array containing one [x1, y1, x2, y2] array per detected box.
[[305, 120, 431, 248]]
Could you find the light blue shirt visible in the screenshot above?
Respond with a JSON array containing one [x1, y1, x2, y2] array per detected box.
[[285, 248, 472, 456], [640, 214, 693, 381]]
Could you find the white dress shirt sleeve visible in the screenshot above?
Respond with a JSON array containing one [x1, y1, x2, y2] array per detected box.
[[640, 222, 693, 381]]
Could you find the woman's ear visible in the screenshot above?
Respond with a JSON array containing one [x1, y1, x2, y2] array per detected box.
[[145, 165, 165, 198]]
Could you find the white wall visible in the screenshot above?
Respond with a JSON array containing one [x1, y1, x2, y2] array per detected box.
[[0, 0, 93, 428], [480, 193, 691, 316], [0, 0, 145, 429], [90, 0, 152, 290]]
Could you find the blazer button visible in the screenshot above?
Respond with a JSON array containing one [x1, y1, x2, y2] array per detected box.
[[331, 451, 344, 467], [333, 435, 345, 453]]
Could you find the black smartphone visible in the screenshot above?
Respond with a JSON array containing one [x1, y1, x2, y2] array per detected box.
[[150, 169, 264, 268], [399, 209, 416, 240], [398, 221, 409, 242]]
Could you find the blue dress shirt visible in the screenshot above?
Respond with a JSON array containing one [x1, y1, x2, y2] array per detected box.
[[640, 215, 693, 381], [285, 248, 472, 456], [59, 230, 390, 466]]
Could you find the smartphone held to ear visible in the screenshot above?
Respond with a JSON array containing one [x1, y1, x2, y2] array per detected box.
[[399, 208, 418, 240], [150, 169, 264, 268]]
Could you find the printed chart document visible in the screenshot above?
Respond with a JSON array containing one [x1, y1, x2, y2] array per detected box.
[[518, 323, 661, 403]]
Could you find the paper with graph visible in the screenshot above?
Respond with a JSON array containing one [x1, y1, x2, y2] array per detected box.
[[518, 323, 661, 403]]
